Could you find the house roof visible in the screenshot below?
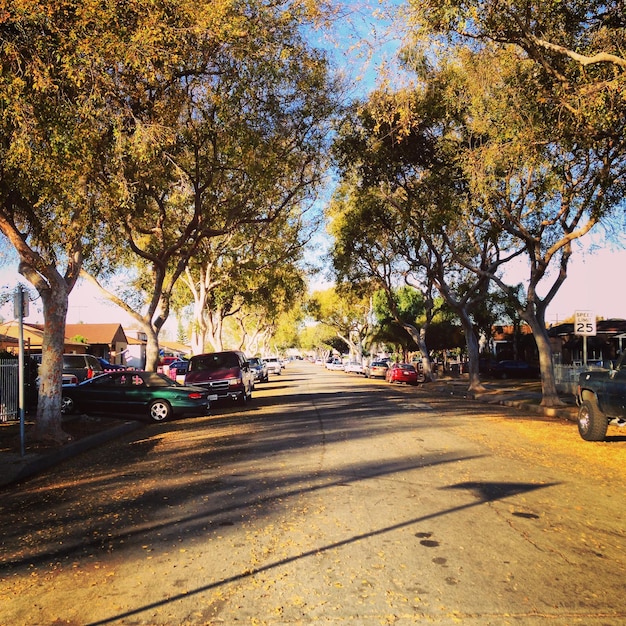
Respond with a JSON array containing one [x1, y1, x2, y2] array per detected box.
[[0, 321, 86, 351], [160, 339, 192, 356], [65, 323, 128, 345]]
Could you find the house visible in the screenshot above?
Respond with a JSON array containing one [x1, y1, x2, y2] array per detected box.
[[123, 329, 148, 370], [489, 323, 537, 362], [0, 321, 87, 355], [159, 340, 192, 360], [65, 323, 128, 365], [548, 319, 626, 365]]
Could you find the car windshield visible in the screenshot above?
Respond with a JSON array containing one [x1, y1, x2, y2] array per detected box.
[[64, 355, 87, 368], [190, 353, 239, 371]]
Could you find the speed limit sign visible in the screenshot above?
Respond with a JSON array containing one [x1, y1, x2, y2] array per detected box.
[[575, 310, 596, 336]]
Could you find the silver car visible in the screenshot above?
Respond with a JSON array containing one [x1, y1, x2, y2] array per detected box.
[[263, 357, 282, 375]]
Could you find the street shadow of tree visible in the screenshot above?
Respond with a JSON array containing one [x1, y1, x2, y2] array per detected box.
[[0, 369, 561, 626]]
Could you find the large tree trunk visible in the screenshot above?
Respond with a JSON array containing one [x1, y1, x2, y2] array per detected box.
[[206, 311, 223, 353], [33, 281, 71, 444], [400, 322, 433, 382], [143, 324, 161, 372], [456, 309, 486, 394], [190, 305, 209, 355], [523, 311, 563, 407]]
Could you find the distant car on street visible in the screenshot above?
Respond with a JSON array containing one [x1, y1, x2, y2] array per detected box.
[[263, 357, 282, 375], [386, 363, 419, 385], [61, 370, 211, 422], [365, 360, 389, 379], [97, 357, 126, 371], [344, 361, 364, 374], [325, 358, 344, 371], [248, 357, 269, 383], [167, 360, 189, 383]]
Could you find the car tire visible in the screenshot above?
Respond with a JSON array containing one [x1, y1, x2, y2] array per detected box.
[[149, 399, 172, 422], [577, 397, 608, 441], [61, 395, 75, 415]]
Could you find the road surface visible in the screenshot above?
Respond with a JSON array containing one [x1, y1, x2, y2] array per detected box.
[[1, 361, 625, 625]]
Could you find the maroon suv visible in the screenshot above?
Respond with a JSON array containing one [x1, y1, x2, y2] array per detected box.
[[184, 350, 254, 404]]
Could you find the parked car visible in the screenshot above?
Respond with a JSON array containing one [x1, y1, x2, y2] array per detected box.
[[248, 357, 269, 383], [61, 370, 212, 422], [386, 363, 419, 385], [488, 360, 539, 379], [325, 358, 344, 371], [167, 359, 189, 383], [263, 357, 282, 375], [365, 360, 389, 379], [32, 354, 83, 387], [62, 354, 103, 382], [159, 356, 180, 367], [97, 357, 126, 371], [344, 361, 364, 374], [185, 350, 254, 404]]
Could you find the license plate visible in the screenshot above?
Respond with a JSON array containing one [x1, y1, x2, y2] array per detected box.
[[209, 394, 219, 402]]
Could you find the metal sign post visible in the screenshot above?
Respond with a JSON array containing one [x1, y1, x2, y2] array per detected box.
[[14, 286, 29, 457]]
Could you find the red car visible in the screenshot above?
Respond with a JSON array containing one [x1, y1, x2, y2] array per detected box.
[[386, 363, 419, 385]]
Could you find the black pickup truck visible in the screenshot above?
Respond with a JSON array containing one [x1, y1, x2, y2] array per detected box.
[[576, 352, 626, 441]]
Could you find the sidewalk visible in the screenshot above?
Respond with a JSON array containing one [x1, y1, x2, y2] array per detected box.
[[0, 379, 577, 490], [432, 377, 578, 422]]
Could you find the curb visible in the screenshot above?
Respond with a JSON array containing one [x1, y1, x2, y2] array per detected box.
[[1, 420, 145, 489]]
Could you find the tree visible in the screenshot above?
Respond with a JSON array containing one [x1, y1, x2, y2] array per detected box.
[[329, 90, 504, 390], [403, 1, 626, 81], [331, 28, 626, 404], [307, 287, 373, 362], [0, 0, 149, 441], [298, 323, 341, 358], [445, 46, 626, 404], [81, 0, 339, 371], [179, 207, 313, 355]]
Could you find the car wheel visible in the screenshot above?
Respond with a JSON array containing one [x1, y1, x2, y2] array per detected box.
[[149, 399, 172, 422], [61, 395, 75, 415], [577, 398, 608, 441]]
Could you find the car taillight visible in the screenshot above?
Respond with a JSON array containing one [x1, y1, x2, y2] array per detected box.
[[188, 392, 203, 399]]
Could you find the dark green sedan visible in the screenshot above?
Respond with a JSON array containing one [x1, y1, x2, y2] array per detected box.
[[61, 371, 214, 422]]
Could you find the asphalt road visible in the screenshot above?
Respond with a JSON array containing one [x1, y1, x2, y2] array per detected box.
[[1, 362, 625, 625]]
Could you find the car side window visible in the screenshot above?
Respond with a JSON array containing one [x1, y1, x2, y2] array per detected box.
[[92, 373, 117, 386]]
